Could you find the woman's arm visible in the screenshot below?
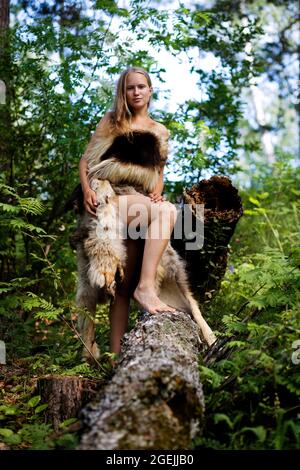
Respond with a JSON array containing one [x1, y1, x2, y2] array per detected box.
[[149, 169, 165, 203], [79, 112, 111, 215], [149, 125, 169, 203], [79, 156, 98, 215]]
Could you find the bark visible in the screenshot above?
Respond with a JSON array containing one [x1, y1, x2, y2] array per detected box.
[[0, 1, 9, 39], [79, 311, 204, 450], [37, 375, 104, 431], [0, 0, 12, 183], [172, 176, 243, 302], [0, 0, 14, 283]]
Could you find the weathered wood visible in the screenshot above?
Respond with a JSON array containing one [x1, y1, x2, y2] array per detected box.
[[79, 311, 204, 450], [37, 375, 104, 431], [172, 176, 243, 301]]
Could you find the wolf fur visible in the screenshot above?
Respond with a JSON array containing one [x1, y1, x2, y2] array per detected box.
[[75, 130, 216, 361], [83, 179, 127, 296], [88, 131, 162, 193]]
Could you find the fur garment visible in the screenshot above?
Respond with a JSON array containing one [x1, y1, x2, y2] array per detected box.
[[87, 130, 166, 194]]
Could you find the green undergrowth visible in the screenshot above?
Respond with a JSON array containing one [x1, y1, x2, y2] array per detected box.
[[0, 295, 143, 449]]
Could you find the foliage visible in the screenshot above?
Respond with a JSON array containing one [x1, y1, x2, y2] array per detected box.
[[0, 0, 298, 451], [132, 2, 265, 193], [0, 375, 79, 450]]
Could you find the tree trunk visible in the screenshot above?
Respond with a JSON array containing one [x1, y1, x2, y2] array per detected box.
[[79, 311, 204, 450], [0, 0, 15, 283], [0, 0, 13, 184], [37, 375, 105, 431]]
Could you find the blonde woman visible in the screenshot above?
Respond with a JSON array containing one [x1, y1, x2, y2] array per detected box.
[[79, 67, 177, 356], [77, 67, 215, 361]]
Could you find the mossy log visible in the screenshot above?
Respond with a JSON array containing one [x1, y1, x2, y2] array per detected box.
[[172, 176, 243, 302], [37, 375, 104, 431], [79, 311, 204, 450]]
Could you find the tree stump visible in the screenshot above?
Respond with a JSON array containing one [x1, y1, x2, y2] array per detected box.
[[37, 375, 104, 431], [79, 311, 204, 450], [172, 176, 243, 301]]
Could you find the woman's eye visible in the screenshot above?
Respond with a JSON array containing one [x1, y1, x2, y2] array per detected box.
[[127, 85, 146, 91]]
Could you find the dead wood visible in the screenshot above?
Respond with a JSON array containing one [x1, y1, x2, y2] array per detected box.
[[37, 375, 104, 431], [172, 175, 243, 301], [78, 311, 204, 450]]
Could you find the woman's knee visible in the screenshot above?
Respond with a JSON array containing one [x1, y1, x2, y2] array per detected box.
[[117, 194, 151, 226]]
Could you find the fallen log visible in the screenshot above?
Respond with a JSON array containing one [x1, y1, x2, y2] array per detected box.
[[79, 311, 204, 450]]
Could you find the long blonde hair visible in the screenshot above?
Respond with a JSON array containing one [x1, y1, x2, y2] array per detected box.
[[110, 67, 152, 133]]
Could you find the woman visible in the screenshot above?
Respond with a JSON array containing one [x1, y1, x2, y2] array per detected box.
[[79, 67, 178, 356]]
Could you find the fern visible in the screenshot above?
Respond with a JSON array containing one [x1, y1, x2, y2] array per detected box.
[[23, 293, 64, 321]]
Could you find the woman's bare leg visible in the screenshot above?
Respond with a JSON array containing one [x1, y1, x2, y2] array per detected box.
[[118, 194, 177, 315], [109, 238, 144, 354], [133, 201, 178, 314], [109, 293, 130, 355]]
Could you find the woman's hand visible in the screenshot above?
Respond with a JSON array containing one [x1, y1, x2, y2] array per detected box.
[[83, 187, 98, 216], [149, 192, 166, 203]]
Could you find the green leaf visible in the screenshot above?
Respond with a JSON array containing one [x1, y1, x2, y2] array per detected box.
[[27, 396, 41, 408], [0, 428, 14, 437], [258, 192, 269, 200], [249, 197, 261, 207], [214, 413, 234, 430], [199, 365, 223, 388], [35, 404, 48, 414], [59, 418, 78, 429], [238, 426, 266, 443], [5, 434, 22, 445], [0, 203, 21, 214], [0, 405, 18, 415]]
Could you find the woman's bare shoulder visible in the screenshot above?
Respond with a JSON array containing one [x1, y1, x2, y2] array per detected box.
[[151, 121, 170, 139], [93, 111, 115, 136]]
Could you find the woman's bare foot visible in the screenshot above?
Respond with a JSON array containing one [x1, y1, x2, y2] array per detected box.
[[133, 285, 176, 314]]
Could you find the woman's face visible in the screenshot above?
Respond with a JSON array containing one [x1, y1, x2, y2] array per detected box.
[[125, 72, 152, 111]]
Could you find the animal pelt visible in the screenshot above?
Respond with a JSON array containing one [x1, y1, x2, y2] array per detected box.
[[83, 179, 127, 296], [87, 129, 168, 170], [73, 128, 215, 361], [65, 131, 165, 216], [101, 131, 162, 167], [75, 179, 216, 361], [87, 131, 165, 194]]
